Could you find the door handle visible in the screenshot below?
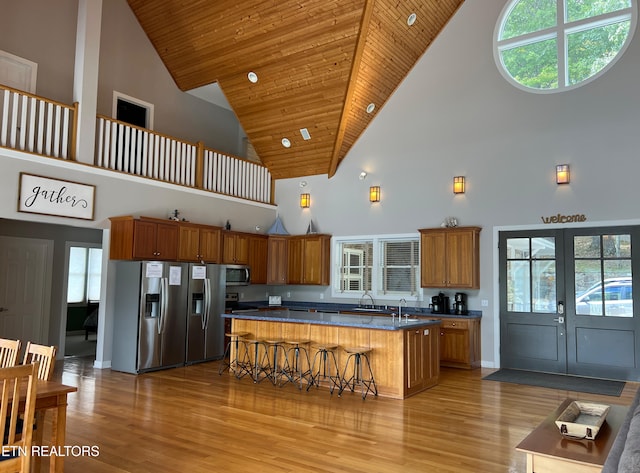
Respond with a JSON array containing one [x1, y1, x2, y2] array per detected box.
[[0, 307, 7, 312], [557, 301, 564, 314], [553, 316, 565, 324]]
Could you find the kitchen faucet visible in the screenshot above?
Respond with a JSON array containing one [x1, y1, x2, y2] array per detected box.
[[359, 292, 375, 308], [399, 298, 407, 322]]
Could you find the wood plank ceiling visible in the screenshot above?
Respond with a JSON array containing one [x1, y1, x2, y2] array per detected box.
[[126, 0, 465, 180]]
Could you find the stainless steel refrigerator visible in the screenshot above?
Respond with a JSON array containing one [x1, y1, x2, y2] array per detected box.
[[186, 264, 226, 364], [111, 261, 189, 374]]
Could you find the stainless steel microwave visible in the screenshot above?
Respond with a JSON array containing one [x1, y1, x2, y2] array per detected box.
[[225, 264, 251, 286]]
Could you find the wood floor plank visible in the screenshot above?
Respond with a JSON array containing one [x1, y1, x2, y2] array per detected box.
[[51, 357, 638, 473]]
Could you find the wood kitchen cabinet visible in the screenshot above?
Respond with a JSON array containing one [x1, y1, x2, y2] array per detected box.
[[177, 223, 221, 263], [109, 216, 178, 260], [405, 324, 440, 397], [419, 226, 481, 289], [248, 234, 269, 284], [287, 234, 331, 285], [267, 236, 288, 285], [428, 317, 481, 369], [222, 231, 250, 264]]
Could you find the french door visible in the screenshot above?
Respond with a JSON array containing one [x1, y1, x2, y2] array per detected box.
[[499, 226, 640, 381]]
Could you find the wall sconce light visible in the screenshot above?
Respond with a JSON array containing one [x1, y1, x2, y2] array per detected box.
[[369, 186, 381, 203], [453, 176, 465, 194], [300, 193, 310, 208], [556, 164, 570, 184]]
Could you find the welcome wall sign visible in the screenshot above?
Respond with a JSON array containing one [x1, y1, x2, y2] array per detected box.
[[541, 213, 587, 224], [18, 173, 95, 220]]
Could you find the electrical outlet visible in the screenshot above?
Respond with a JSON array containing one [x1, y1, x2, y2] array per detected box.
[[240, 293, 244, 299], [319, 293, 324, 299], [287, 292, 291, 298], [482, 299, 489, 307]]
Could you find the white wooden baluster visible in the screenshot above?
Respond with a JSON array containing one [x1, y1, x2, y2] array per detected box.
[[53, 104, 61, 158]]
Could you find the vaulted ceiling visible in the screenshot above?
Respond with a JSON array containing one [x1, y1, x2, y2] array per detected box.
[[126, 0, 464, 180]]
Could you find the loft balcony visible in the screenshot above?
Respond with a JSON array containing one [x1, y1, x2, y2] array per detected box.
[[0, 84, 273, 205]]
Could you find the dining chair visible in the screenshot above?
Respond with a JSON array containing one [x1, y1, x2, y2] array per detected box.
[[0, 362, 39, 473], [0, 339, 21, 369], [22, 342, 57, 472], [22, 343, 56, 381]]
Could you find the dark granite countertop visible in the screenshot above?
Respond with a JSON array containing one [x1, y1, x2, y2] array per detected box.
[[221, 308, 442, 331], [231, 300, 482, 319]]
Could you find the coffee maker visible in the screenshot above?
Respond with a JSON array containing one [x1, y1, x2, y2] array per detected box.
[[453, 292, 467, 315], [431, 292, 449, 314]]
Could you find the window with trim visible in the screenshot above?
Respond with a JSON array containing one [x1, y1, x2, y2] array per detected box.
[[494, 0, 636, 93], [334, 235, 421, 300], [67, 247, 103, 304]]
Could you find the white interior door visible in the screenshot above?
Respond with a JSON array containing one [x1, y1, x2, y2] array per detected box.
[[0, 50, 37, 93], [0, 236, 52, 343]]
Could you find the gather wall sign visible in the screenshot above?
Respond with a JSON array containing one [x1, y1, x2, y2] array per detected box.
[[17, 172, 95, 220]]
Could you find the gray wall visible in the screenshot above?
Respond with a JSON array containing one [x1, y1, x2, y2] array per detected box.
[[3, 0, 640, 369], [0, 0, 244, 156], [269, 0, 640, 367]]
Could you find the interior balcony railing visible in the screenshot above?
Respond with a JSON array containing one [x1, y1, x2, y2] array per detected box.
[[95, 115, 272, 204], [0, 84, 77, 160], [0, 84, 272, 205]]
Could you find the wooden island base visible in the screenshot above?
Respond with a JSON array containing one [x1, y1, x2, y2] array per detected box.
[[231, 317, 440, 399]]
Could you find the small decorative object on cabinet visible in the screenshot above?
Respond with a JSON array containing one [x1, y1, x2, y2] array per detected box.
[[419, 226, 481, 289]]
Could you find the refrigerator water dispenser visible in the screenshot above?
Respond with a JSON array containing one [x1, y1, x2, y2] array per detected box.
[[145, 293, 160, 318]]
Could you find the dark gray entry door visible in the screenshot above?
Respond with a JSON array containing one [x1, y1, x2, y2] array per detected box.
[[499, 227, 640, 381]]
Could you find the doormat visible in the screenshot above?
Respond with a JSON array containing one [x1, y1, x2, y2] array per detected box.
[[483, 369, 625, 397]]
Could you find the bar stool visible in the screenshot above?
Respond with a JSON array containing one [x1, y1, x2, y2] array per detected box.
[[281, 339, 312, 390], [218, 331, 250, 378], [242, 338, 270, 383], [338, 347, 378, 400], [307, 343, 342, 394], [263, 338, 286, 386]]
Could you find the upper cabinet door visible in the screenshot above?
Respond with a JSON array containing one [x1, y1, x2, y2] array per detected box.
[[420, 227, 481, 289]]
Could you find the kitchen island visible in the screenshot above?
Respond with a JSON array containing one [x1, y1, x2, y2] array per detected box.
[[222, 309, 441, 399]]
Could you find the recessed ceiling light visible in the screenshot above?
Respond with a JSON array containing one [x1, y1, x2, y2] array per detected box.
[[300, 128, 311, 140], [366, 103, 375, 114], [281, 138, 291, 148], [247, 71, 258, 83], [407, 13, 417, 26]]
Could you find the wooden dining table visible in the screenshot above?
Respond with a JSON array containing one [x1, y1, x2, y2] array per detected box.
[[30, 379, 78, 473]]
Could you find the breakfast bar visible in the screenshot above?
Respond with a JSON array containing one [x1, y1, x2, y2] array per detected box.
[[222, 309, 441, 399]]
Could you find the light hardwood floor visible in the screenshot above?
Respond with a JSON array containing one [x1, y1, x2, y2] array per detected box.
[[48, 357, 638, 473]]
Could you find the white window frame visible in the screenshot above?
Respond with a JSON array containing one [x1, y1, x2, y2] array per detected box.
[[494, 0, 637, 94], [66, 245, 103, 305], [332, 233, 423, 304], [112, 91, 155, 129]]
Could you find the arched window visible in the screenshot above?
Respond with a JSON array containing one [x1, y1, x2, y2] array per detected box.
[[494, 0, 636, 93]]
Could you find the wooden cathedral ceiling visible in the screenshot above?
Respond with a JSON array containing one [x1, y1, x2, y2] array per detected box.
[[126, 0, 464, 180]]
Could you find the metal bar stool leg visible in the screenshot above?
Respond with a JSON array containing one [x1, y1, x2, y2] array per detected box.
[[307, 345, 341, 394], [282, 340, 312, 390], [338, 347, 377, 400], [218, 331, 249, 377]]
